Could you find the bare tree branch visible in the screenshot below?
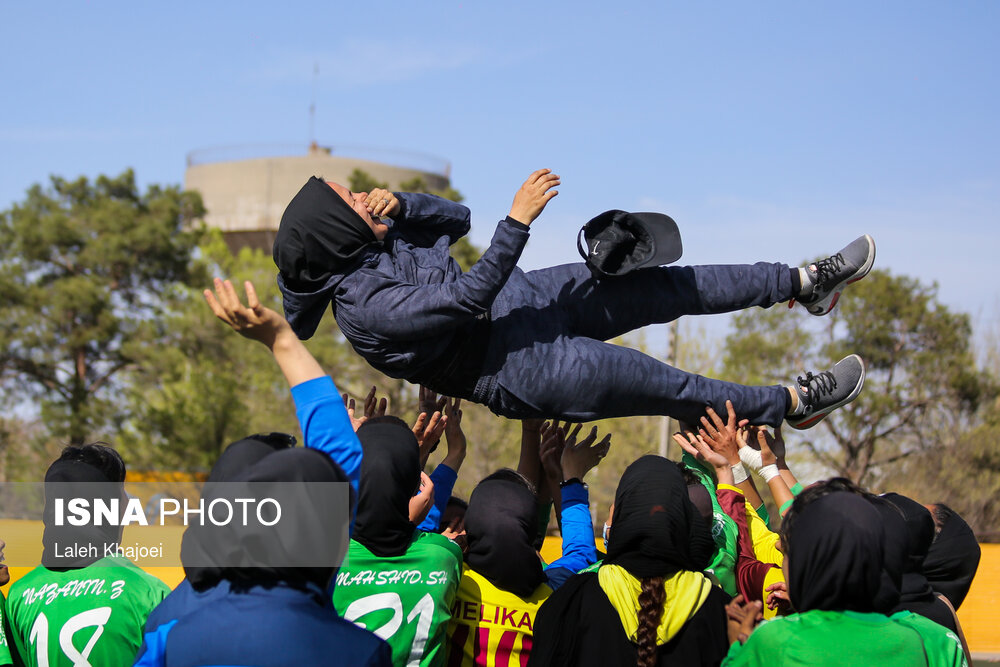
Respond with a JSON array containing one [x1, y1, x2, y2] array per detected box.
[[86, 359, 132, 394]]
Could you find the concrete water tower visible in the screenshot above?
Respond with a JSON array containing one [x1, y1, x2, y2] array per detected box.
[[185, 142, 453, 252]]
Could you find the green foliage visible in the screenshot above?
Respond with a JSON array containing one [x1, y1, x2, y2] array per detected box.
[[116, 232, 271, 471], [883, 401, 1000, 540], [397, 176, 465, 204], [722, 269, 990, 486], [0, 170, 206, 448], [348, 169, 388, 193]]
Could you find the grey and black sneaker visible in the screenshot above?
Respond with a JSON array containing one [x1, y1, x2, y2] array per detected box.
[[795, 234, 876, 316], [785, 354, 866, 430]]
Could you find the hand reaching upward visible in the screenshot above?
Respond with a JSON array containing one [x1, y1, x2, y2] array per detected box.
[[509, 169, 560, 225]]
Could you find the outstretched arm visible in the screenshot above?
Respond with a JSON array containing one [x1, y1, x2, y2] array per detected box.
[[418, 394, 466, 532], [699, 402, 763, 509], [413, 386, 448, 469], [543, 423, 610, 575], [205, 278, 323, 386], [204, 279, 362, 488], [741, 427, 795, 516], [674, 431, 785, 614], [354, 170, 560, 340]]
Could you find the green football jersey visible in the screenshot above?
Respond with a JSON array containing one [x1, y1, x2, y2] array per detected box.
[[683, 452, 739, 596], [891, 611, 968, 667], [6, 556, 169, 667], [334, 531, 462, 667], [1, 591, 12, 666]]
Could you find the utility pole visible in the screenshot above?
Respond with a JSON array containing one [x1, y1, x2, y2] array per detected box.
[[658, 320, 680, 457], [309, 62, 319, 148]]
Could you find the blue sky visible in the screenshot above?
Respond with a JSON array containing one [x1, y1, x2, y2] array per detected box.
[[2, 1, 998, 349]]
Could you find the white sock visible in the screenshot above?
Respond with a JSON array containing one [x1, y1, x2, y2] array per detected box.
[[788, 386, 807, 415], [798, 267, 814, 298]]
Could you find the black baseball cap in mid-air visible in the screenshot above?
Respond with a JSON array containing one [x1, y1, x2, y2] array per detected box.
[[577, 210, 683, 278]]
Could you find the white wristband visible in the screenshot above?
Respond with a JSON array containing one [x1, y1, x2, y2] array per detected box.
[[759, 463, 780, 483], [731, 462, 749, 484], [739, 446, 764, 473]]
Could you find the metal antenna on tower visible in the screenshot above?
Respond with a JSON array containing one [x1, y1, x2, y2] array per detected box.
[[309, 61, 319, 149]]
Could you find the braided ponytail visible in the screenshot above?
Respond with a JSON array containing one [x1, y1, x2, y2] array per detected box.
[[636, 576, 666, 667]]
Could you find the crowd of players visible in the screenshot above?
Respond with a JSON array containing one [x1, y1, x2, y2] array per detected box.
[[0, 279, 982, 667]]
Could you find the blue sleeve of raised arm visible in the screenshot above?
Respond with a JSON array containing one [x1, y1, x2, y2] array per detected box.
[[291, 376, 362, 494], [132, 620, 174, 667], [417, 463, 458, 532], [545, 482, 597, 577], [391, 192, 471, 247]]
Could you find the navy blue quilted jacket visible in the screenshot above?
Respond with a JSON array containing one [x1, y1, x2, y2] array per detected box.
[[278, 192, 531, 382]]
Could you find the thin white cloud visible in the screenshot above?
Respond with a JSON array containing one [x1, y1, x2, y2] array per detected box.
[[254, 39, 482, 86]]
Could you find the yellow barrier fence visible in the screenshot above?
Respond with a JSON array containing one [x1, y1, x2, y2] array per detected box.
[[2, 527, 997, 655]]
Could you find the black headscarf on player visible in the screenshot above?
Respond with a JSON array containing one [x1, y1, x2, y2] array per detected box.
[[525, 457, 730, 667], [465, 470, 545, 598], [882, 494, 938, 603], [785, 491, 885, 613], [42, 451, 125, 569], [185, 433, 296, 591], [273, 176, 378, 290], [606, 455, 715, 578], [183, 448, 352, 593], [206, 433, 296, 484], [923, 503, 982, 610], [879, 493, 957, 631], [352, 418, 421, 558], [868, 496, 905, 613]]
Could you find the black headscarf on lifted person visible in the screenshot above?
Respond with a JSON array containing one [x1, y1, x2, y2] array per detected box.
[[273, 176, 379, 291], [352, 417, 422, 558]]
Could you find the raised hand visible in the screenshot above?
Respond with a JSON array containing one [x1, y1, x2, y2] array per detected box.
[[418, 385, 447, 417], [443, 397, 463, 439], [509, 169, 560, 226], [342, 392, 365, 432], [754, 427, 779, 467], [673, 430, 727, 468], [342, 386, 388, 432], [442, 397, 467, 469], [672, 430, 733, 485], [204, 278, 291, 349], [699, 400, 747, 466], [363, 385, 388, 420], [561, 425, 611, 481], [413, 409, 447, 468], [539, 421, 567, 482], [408, 472, 435, 525]]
